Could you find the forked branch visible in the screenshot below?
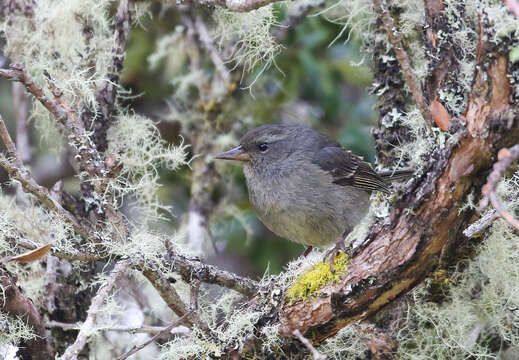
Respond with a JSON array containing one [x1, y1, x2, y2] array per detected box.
[[480, 145, 519, 230]]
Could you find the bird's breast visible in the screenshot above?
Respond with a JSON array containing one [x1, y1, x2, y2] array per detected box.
[[243, 163, 369, 247]]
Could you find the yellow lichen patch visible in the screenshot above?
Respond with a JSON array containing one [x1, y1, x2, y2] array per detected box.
[[286, 253, 350, 302]]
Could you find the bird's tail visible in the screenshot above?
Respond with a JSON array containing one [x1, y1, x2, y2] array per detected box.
[[377, 168, 414, 183]]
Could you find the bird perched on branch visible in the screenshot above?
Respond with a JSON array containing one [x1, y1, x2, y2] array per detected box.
[[215, 124, 411, 260]]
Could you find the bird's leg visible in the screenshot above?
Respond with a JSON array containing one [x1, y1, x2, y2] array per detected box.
[[324, 238, 346, 272], [302, 246, 313, 257], [324, 228, 351, 272]]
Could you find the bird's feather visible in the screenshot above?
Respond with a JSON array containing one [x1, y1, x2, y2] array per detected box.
[[312, 146, 390, 194]]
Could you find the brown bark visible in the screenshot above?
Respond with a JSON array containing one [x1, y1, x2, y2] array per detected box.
[[0, 267, 54, 360]]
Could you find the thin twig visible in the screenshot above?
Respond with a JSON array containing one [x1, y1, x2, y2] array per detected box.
[[176, 0, 283, 12], [164, 252, 259, 297], [292, 329, 327, 360], [463, 209, 499, 238], [194, 15, 231, 85], [60, 260, 132, 360], [46, 320, 190, 336], [480, 145, 519, 230], [116, 312, 193, 360], [0, 115, 91, 240], [372, 0, 432, 129]]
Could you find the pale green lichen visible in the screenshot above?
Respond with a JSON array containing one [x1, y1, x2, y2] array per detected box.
[[318, 323, 368, 359], [286, 252, 350, 302], [106, 113, 189, 222], [1, 0, 115, 151], [212, 5, 282, 86], [0, 312, 36, 346], [396, 169, 519, 359], [318, 0, 375, 46]]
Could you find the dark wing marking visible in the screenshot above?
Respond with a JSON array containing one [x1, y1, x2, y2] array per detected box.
[[312, 146, 390, 194]]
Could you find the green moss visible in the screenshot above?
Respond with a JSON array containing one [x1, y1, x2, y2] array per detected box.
[[286, 252, 350, 302]]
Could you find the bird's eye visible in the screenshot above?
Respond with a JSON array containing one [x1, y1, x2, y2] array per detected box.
[[258, 143, 268, 152]]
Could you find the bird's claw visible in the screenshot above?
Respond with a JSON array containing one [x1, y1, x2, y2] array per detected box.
[[324, 238, 346, 273]]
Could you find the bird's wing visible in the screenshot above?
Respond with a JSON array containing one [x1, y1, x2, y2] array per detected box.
[[312, 146, 390, 194]]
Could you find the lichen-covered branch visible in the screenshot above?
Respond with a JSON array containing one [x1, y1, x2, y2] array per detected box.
[[0, 267, 53, 360], [176, 0, 282, 12], [0, 115, 92, 240], [60, 260, 131, 360], [463, 209, 499, 238], [91, 0, 131, 151], [372, 0, 433, 129], [164, 251, 259, 296], [0, 65, 106, 191]]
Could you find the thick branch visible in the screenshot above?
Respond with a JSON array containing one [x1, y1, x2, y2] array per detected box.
[[0, 267, 53, 360]]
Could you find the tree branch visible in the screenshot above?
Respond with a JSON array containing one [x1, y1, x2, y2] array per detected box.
[[176, 0, 282, 12], [116, 311, 193, 360], [0, 65, 106, 190], [463, 209, 499, 238], [91, 0, 131, 151], [372, 0, 433, 129], [140, 266, 202, 328], [480, 145, 519, 230], [60, 260, 132, 360], [47, 320, 189, 335], [194, 15, 231, 85], [0, 115, 92, 240], [163, 252, 259, 296], [292, 329, 327, 360], [0, 267, 53, 360]]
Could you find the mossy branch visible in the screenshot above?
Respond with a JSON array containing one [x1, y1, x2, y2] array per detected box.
[[0, 267, 53, 360], [0, 114, 92, 240], [372, 0, 433, 130]]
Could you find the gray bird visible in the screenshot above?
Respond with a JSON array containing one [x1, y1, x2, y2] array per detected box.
[[215, 124, 410, 258]]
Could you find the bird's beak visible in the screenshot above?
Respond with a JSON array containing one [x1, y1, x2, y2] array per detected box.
[[214, 145, 250, 162]]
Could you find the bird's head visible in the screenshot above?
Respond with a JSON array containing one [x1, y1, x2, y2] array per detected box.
[[214, 125, 320, 170]]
